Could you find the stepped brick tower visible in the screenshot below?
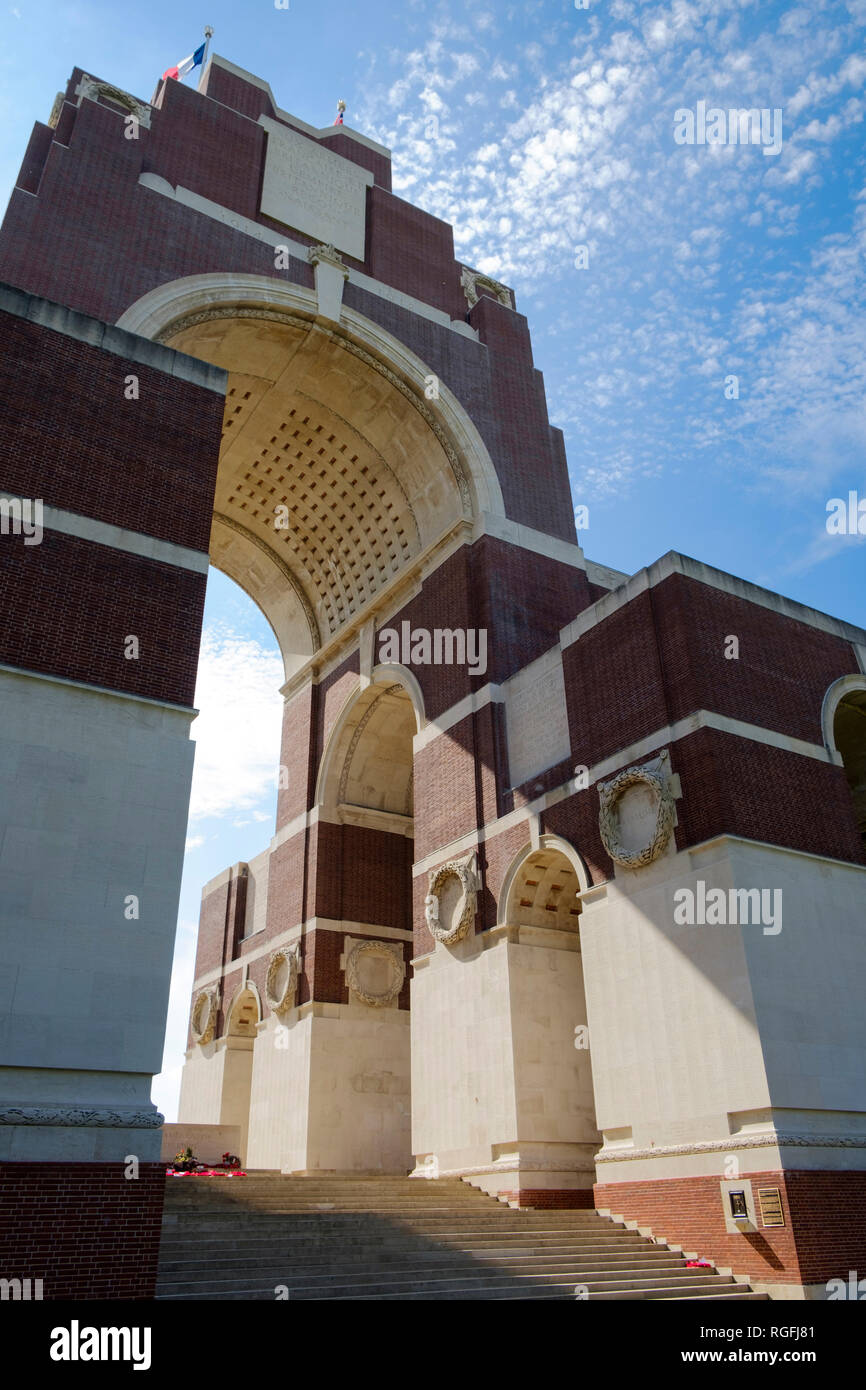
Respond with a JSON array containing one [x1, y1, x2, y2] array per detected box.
[[0, 55, 864, 1301]]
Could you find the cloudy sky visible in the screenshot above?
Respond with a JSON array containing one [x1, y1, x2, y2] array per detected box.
[[1, 0, 864, 1117]]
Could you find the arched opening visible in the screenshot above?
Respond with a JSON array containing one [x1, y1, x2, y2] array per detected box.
[[503, 841, 585, 932], [117, 275, 504, 682], [498, 836, 600, 1201], [226, 983, 261, 1038], [829, 681, 866, 845], [301, 675, 417, 1171], [131, 279, 489, 1172]]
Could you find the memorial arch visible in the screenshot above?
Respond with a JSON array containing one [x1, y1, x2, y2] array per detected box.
[[2, 53, 866, 1299]]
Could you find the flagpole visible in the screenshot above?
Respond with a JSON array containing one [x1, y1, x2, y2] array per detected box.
[[199, 25, 214, 90]]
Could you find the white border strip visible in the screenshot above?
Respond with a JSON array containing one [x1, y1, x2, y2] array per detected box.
[[561, 551, 866, 651], [0, 494, 209, 573]]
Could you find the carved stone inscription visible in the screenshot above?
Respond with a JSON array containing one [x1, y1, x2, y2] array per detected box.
[[259, 115, 373, 262]]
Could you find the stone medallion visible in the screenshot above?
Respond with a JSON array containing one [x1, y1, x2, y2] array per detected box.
[[265, 946, 300, 1016], [598, 763, 675, 869], [425, 853, 478, 945], [345, 940, 405, 1007], [190, 987, 219, 1044]]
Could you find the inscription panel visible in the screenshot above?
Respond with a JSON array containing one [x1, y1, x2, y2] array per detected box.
[[504, 648, 570, 788], [259, 116, 373, 261]]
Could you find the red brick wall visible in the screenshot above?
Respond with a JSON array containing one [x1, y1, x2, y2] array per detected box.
[[264, 830, 308, 940], [313, 821, 413, 933], [276, 684, 314, 829], [0, 1161, 165, 1299], [563, 590, 668, 769], [0, 306, 224, 550], [508, 1188, 594, 1210], [564, 574, 861, 770], [414, 713, 479, 862], [467, 296, 577, 543], [367, 185, 465, 321], [671, 726, 865, 865], [0, 531, 206, 706], [653, 573, 856, 745], [594, 1169, 866, 1286], [314, 654, 360, 781]]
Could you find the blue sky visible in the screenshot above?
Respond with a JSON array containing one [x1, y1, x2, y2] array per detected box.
[[1, 0, 864, 1116]]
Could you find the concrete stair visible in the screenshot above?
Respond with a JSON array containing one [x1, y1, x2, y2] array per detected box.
[[156, 1174, 767, 1301]]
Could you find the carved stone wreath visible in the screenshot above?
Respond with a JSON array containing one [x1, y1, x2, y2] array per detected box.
[[460, 266, 512, 310], [76, 76, 152, 128], [265, 946, 300, 1016], [345, 940, 405, 1007], [425, 855, 478, 945], [598, 765, 674, 869], [190, 987, 220, 1044]]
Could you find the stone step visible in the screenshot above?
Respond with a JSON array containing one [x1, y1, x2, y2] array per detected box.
[[157, 1267, 735, 1297], [161, 1210, 629, 1227], [157, 1254, 692, 1284], [158, 1246, 685, 1272], [157, 1282, 765, 1302], [157, 1177, 763, 1301]]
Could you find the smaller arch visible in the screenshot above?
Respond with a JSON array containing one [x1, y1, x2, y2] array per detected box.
[[314, 665, 425, 815], [821, 673, 866, 756], [370, 663, 426, 733], [823, 674, 866, 845], [223, 980, 262, 1038], [498, 834, 590, 932]]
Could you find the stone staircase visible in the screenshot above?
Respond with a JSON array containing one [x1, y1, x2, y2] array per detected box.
[[156, 1174, 766, 1300]]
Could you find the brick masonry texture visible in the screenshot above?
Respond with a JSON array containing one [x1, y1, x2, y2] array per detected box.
[[193, 878, 232, 984], [564, 573, 860, 770], [507, 1188, 595, 1210], [0, 1161, 166, 1299], [264, 830, 308, 940], [594, 1170, 866, 1285], [344, 280, 582, 546], [0, 307, 224, 552], [0, 530, 206, 706], [468, 295, 577, 542], [414, 713, 479, 863], [276, 683, 316, 829], [313, 822, 413, 934], [372, 538, 590, 726], [670, 725, 865, 865]]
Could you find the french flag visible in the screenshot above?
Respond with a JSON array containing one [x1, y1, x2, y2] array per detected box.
[[162, 42, 206, 83]]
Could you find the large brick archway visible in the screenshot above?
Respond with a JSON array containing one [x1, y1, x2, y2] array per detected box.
[[2, 53, 866, 1301]]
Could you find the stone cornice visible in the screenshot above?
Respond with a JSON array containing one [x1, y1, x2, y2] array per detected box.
[[0, 1106, 164, 1128], [596, 1132, 866, 1162]]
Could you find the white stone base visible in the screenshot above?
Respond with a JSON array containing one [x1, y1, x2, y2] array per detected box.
[[182, 1003, 412, 1173], [411, 923, 600, 1184]]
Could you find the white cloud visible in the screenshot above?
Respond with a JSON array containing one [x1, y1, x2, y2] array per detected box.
[[188, 627, 283, 823]]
